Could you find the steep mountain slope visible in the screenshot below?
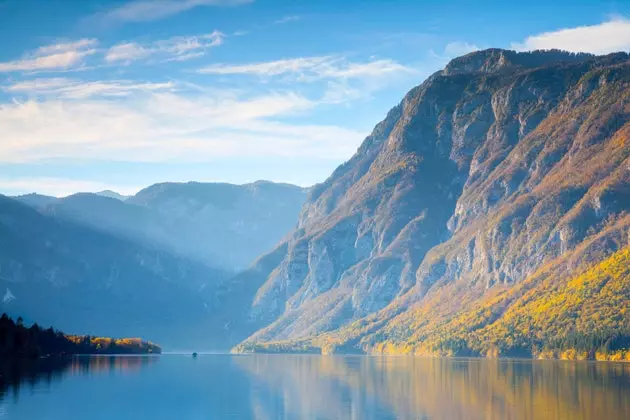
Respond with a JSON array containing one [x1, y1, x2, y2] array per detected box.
[[232, 49, 630, 355], [127, 181, 307, 268], [0, 195, 223, 349], [17, 181, 307, 270], [25, 192, 170, 255]]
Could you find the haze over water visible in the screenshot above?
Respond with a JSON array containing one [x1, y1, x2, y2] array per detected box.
[[2, 355, 630, 420]]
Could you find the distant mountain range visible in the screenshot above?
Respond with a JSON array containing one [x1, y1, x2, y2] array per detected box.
[[95, 190, 130, 201], [1, 181, 306, 348], [13, 181, 306, 270], [228, 49, 630, 359]]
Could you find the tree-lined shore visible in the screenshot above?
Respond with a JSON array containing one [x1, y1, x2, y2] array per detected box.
[[0, 314, 160, 358]]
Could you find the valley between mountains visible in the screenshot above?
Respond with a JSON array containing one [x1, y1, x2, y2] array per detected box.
[[1, 48, 629, 359]]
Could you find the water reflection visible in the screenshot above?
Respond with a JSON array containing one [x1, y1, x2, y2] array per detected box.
[[2, 355, 629, 419], [236, 356, 630, 420], [0, 355, 156, 402]]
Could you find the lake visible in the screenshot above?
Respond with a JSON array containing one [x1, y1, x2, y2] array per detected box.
[[1, 355, 629, 419]]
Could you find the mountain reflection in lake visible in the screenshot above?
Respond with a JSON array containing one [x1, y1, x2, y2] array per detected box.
[[1, 355, 629, 420]]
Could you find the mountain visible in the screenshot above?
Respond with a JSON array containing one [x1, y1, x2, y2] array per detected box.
[[228, 49, 630, 358], [95, 190, 129, 201], [13, 193, 58, 208], [3, 181, 306, 349], [16, 181, 307, 270], [0, 194, 224, 349], [127, 181, 308, 269]]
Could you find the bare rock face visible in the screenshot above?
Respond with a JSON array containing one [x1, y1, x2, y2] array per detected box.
[[233, 48, 630, 349]]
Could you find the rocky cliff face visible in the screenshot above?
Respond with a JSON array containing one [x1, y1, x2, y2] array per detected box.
[[234, 49, 630, 352]]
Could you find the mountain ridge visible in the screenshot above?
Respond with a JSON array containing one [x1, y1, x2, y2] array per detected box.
[[0, 194, 221, 348], [1, 180, 308, 349], [228, 48, 630, 356], [15, 180, 307, 270]]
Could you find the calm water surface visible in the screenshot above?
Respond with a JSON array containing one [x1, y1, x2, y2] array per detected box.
[[1, 354, 630, 419]]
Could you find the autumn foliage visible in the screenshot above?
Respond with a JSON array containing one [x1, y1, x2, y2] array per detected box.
[[0, 314, 161, 358]]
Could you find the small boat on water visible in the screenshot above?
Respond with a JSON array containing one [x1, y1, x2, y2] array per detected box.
[[192, 352, 198, 358]]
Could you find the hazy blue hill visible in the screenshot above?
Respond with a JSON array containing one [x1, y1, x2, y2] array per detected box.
[[95, 190, 129, 201], [127, 181, 308, 269], [17, 181, 307, 271], [2, 181, 307, 349], [35, 192, 168, 253], [14, 193, 59, 208], [0, 194, 225, 349]]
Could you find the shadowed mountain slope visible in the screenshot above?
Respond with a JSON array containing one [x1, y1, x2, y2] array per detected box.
[[16, 181, 307, 270], [0, 195, 224, 349]]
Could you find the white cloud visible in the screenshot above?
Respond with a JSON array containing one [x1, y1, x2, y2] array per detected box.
[[104, 43, 151, 62], [443, 41, 480, 57], [0, 90, 365, 165], [199, 56, 332, 76], [105, 31, 224, 63], [428, 41, 481, 64], [4, 78, 176, 99], [199, 56, 416, 104], [0, 39, 97, 73], [274, 15, 300, 25], [100, 0, 253, 23], [0, 177, 141, 197], [35, 39, 97, 55], [512, 17, 630, 54], [163, 51, 206, 62], [198, 56, 414, 80], [4, 78, 72, 92], [317, 60, 413, 79], [156, 31, 224, 55]]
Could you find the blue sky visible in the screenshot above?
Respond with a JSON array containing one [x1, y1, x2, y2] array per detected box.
[[1, 0, 629, 196]]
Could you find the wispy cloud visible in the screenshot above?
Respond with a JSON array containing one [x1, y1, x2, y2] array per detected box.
[[428, 41, 481, 63], [105, 31, 224, 63], [274, 15, 300, 25], [104, 43, 151, 63], [4, 78, 176, 99], [199, 56, 332, 76], [443, 41, 480, 57], [512, 17, 630, 54], [198, 56, 417, 104], [98, 0, 253, 24], [0, 39, 97, 73], [0, 89, 365, 165], [198, 56, 414, 80]]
